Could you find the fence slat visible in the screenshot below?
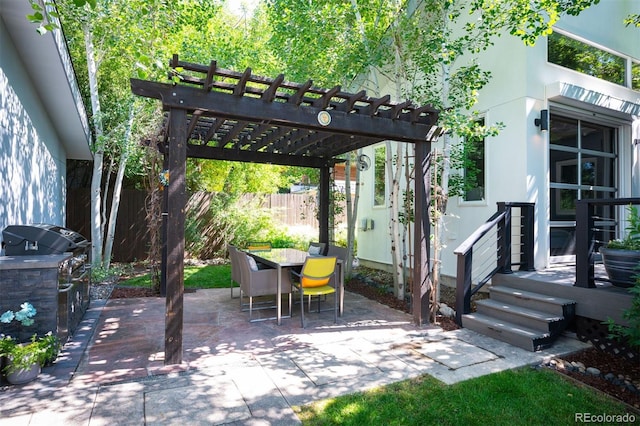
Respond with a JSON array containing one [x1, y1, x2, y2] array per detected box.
[[66, 190, 340, 262]]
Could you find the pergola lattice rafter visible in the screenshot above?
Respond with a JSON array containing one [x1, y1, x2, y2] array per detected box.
[[131, 54, 442, 167], [131, 55, 440, 365]]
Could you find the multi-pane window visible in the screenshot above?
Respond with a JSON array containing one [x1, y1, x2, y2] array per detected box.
[[548, 31, 631, 88], [463, 119, 486, 202], [373, 146, 386, 206]]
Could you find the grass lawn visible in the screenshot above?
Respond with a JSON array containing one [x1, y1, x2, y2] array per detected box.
[[296, 367, 632, 425], [119, 264, 233, 289]]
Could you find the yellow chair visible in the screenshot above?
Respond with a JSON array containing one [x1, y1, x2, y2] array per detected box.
[[291, 256, 338, 328], [247, 242, 272, 251]]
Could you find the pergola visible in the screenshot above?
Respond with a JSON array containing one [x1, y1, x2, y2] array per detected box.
[[131, 55, 442, 364]]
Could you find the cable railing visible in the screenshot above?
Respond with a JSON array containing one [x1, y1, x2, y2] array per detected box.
[[454, 202, 535, 325], [575, 198, 640, 288]]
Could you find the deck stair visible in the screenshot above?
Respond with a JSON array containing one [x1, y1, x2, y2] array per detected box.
[[461, 286, 576, 352]]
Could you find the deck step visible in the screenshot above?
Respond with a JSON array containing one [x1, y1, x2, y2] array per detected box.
[[475, 299, 566, 334], [491, 286, 576, 318], [462, 313, 553, 352]]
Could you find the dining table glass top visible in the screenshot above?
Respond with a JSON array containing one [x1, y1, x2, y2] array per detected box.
[[246, 247, 311, 267]]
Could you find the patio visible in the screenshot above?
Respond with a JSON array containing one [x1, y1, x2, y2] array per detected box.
[[0, 287, 589, 425]]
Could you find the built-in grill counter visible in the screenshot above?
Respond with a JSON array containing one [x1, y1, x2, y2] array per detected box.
[[0, 224, 91, 343]]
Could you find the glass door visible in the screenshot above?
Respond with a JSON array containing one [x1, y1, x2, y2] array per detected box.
[[549, 114, 617, 257]]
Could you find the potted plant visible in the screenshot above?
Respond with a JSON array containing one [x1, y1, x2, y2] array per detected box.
[[0, 302, 60, 385], [600, 204, 640, 288]]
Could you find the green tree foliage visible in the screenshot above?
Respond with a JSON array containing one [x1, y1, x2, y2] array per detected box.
[[265, 0, 400, 86], [624, 13, 640, 27]]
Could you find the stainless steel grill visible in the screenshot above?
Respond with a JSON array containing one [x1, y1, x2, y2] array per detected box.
[[2, 224, 91, 342], [2, 224, 89, 256]]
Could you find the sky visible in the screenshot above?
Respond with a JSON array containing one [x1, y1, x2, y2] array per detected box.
[[224, 0, 260, 18]]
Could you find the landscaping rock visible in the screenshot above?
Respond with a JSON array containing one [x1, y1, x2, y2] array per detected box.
[[586, 367, 600, 376]]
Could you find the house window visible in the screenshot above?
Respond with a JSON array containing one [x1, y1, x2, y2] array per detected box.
[[373, 146, 386, 206], [463, 119, 485, 202], [633, 61, 640, 91], [548, 31, 627, 87]]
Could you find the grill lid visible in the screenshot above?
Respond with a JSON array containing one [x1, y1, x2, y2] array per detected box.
[[2, 224, 89, 255]]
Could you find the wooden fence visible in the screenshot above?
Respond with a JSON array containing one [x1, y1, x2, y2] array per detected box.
[[67, 190, 328, 262]]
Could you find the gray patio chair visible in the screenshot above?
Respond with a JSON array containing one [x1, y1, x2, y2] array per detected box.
[[326, 244, 348, 298], [237, 252, 292, 322], [228, 245, 242, 299], [308, 242, 326, 256], [326, 244, 347, 262]]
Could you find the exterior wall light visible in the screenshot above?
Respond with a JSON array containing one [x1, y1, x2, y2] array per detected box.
[[535, 109, 549, 131]]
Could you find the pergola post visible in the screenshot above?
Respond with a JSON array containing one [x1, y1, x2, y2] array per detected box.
[[319, 166, 330, 245], [165, 108, 187, 365], [160, 153, 168, 297], [412, 141, 431, 325]]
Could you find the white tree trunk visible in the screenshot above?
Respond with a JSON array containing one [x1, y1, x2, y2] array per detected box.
[[103, 104, 134, 269], [387, 24, 408, 301], [428, 8, 454, 320], [83, 21, 104, 269], [386, 141, 405, 300], [344, 150, 361, 279], [402, 145, 414, 289]]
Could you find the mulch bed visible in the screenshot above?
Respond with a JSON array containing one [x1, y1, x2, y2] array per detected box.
[[555, 348, 640, 410], [346, 276, 459, 331]]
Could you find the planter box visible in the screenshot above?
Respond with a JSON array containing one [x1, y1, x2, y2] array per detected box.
[[599, 247, 640, 288], [6, 362, 40, 385]]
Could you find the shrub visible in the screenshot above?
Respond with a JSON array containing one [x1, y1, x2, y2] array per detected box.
[[605, 272, 640, 350], [606, 204, 640, 250]]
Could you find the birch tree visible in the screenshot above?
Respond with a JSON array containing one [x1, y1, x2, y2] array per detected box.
[[56, 0, 178, 271]]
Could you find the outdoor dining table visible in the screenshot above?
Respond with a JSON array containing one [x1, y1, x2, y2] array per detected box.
[[244, 247, 344, 325]]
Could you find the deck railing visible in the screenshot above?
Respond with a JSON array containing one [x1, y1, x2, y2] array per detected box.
[[454, 202, 535, 325], [575, 197, 640, 288]]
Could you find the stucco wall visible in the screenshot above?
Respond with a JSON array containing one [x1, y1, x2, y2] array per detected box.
[[356, 0, 640, 279], [0, 21, 67, 234]]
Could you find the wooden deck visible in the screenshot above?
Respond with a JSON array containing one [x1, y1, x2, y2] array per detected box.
[[491, 263, 634, 327]]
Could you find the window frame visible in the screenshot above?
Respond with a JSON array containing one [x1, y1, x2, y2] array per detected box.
[[547, 29, 637, 90], [373, 145, 386, 207], [461, 118, 487, 204]]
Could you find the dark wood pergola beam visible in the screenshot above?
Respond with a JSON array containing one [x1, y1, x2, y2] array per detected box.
[[250, 126, 292, 152], [131, 79, 434, 143], [185, 144, 334, 168], [172, 57, 437, 124]]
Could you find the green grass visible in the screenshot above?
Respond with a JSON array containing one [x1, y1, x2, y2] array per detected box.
[[296, 368, 632, 426], [119, 264, 233, 289]]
